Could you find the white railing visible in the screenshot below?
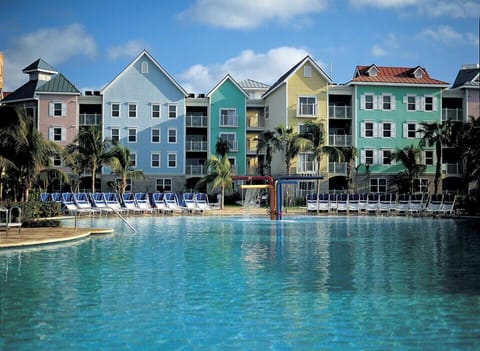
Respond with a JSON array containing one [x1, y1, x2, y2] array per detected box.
[[442, 163, 463, 175], [186, 114, 208, 127], [328, 162, 348, 175], [185, 165, 206, 176], [246, 117, 266, 129], [442, 108, 463, 122], [79, 113, 102, 125], [329, 105, 352, 119], [186, 140, 208, 152], [329, 134, 352, 146]]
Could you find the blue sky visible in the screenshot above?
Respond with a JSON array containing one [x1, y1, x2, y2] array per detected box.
[[1, 0, 478, 94]]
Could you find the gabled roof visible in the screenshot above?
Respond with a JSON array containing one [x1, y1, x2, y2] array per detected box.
[[36, 73, 80, 94], [349, 65, 448, 86], [0, 79, 41, 102], [262, 55, 332, 99], [452, 64, 480, 89], [239, 79, 270, 90], [207, 74, 249, 98], [101, 50, 188, 96], [22, 58, 57, 74]]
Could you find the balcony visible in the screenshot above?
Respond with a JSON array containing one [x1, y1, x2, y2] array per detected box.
[[442, 163, 463, 176], [329, 134, 352, 147], [442, 108, 463, 122], [79, 113, 102, 126], [186, 114, 208, 128], [246, 116, 266, 130], [186, 140, 208, 152], [246, 139, 258, 154], [185, 165, 206, 176], [329, 105, 352, 119], [328, 162, 348, 175]]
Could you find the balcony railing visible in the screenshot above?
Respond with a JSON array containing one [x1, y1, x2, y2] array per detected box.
[[186, 114, 208, 127], [329, 134, 352, 147], [328, 162, 348, 175], [186, 140, 208, 152], [79, 113, 102, 126], [442, 108, 463, 122], [246, 117, 266, 129], [185, 165, 206, 176], [442, 163, 463, 176], [329, 105, 352, 119], [246, 140, 258, 153]]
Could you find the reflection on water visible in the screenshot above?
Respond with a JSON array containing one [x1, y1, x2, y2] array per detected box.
[[1, 216, 479, 350]]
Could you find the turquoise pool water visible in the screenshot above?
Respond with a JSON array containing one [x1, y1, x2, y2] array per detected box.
[[1, 216, 479, 350]]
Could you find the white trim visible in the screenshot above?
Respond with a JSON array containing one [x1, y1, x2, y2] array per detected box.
[[168, 128, 177, 144]]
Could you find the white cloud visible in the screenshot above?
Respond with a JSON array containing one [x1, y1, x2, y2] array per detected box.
[[418, 25, 478, 46], [178, 0, 329, 29], [179, 47, 316, 93], [107, 40, 149, 61], [371, 45, 388, 57], [3, 23, 97, 91], [349, 0, 480, 18]]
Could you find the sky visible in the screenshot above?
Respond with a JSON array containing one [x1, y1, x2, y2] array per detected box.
[[1, 0, 479, 94]]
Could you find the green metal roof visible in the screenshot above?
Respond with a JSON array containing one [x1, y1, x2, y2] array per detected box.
[[22, 58, 57, 74], [36, 74, 80, 94]]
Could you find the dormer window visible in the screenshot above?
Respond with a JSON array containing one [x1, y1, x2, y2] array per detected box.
[[366, 65, 379, 77], [304, 65, 312, 78], [141, 61, 148, 74], [413, 67, 424, 78]]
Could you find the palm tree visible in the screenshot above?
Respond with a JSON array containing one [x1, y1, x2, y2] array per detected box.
[[392, 144, 426, 194], [0, 106, 66, 201], [255, 130, 280, 176], [67, 125, 111, 193], [418, 120, 455, 195], [274, 125, 302, 175], [108, 143, 145, 197], [340, 146, 358, 192], [457, 118, 480, 192]]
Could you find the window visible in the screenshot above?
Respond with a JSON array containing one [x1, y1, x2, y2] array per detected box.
[[413, 178, 429, 193], [168, 104, 177, 119], [220, 133, 237, 152], [168, 128, 177, 143], [49, 102, 65, 117], [424, 96, 433, 111], [49, 127, 65, 142], [111, 103, 120, 118], [128, 103, 137, 118], [370, 178, 387, 193], [151, 104, 160, 119], [362, 149, 375, 165], [117, 178, 131, 192], [168, 153, 177, 168], [403, 122, 418, 138], [298, 96, 316, 116], [265, 105, 269, 119], [406, 96, 416, 111], [220, 109, 237, 127], [382, 149, 392, 165], [141, 61, 148, 74], [382, 95, 393, 110], [151, 128, 160, 143], [297, 152, 315, 173], [361, 121, 376, 138], [361, 94, 375, 110], [52, 154, 62, 167], [111, 128, 120, 143], [156, 178, 172, 192], [151, 153, 160, 168], [129, 153, 137, 168], [381, 121, 395, 138], [304, 65, 312, 78], [424, 150, 434, 165], [128, 128, 137, 143]]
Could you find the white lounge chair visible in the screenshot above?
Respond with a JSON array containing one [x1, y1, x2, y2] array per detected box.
[[408, 193, 425, 215], [74, 192, 100, 215], [378, 193, 392, 215], [90, 192, 114, 215], [135, 193, 156, 214], [366, 193, 379, 214], [151, 193, 173, 214], [347, 193, 360, 214], [105, 192, 128, 214], [62, 192, 92, 216], [425, 194, 444, 216], [183, 193, 202, 213], [336, 193, 349, 214], [164, 192, 187, 213], [396, 194, 410, 215], [0, 207, 22, 236], [440, 194, 456, 216], [328, 193, 338, 213], [306, 193, 319, 212], [122, 192, 144, 214]]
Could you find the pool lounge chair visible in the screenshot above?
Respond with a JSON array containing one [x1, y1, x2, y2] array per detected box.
[[336, 193, 348, 214], [439, 194, 456, 216], [425, 194, 444, 216], [395, 194, 410, 215], [366, 193, 379, 214], [347, 193, 360, 214], [40, 192, 50, 202], [122, 192, 145, 214], [183, 193, 202, 213], [195, 193, 212, 211], [104, 192, 128, 214], [408, 193, 426, 215], [135, 193, 156, 214], [62, 192, 92, 216], [90, 192, 114, 215], [358, 193, 368, 214], [0, 206, 22, 236], [164, 192, 187, 213], [378, 193, 392, 215], [328, 193, 338, 213], [306, 194, 319, 212], [151, 193, 173, 214], [74, 192, 100, 215]]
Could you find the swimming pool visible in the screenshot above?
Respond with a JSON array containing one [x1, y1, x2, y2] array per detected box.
[[1, 215, 479, 350]]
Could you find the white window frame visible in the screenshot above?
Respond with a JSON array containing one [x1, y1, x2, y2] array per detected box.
[[52, 154, 63, 167], [404, 95, 419, 112], [381, 148, 393, 165], [128, 128, 137, 143], [129, 152, 137, 168], [424, 150, 434, 166], [156, 178, 172, 192], [220, 132, 237, 152], [168, 104, 177, 119], [422, 95, 437, 112], [49, 127, 65, 142], [49, 102, 66, 117], [151, 153, 160, 168], [303, 65, 312, 78], [361, 120, 377, 138], [128, 103, 137, 118], [151, 128, 160, 143], [370, 178, 387, 193], [167, 152, 177, 168], [413, 178, 429, 193], [220, 108, 237, 127], [381, 94, 395, 111], [297, 152, 315, 174], [111, 103, 120, 118], [111, 127, 120, 143], [361, 148, 377, 165], [151, 103, 160, 119], [361, 93, 376, 110], [141, 61, 149, 74], [380, 121, 396, 138], [403, 122, 421, 139], [297, 96, 317, 116], [168, 128, 177, 144]]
